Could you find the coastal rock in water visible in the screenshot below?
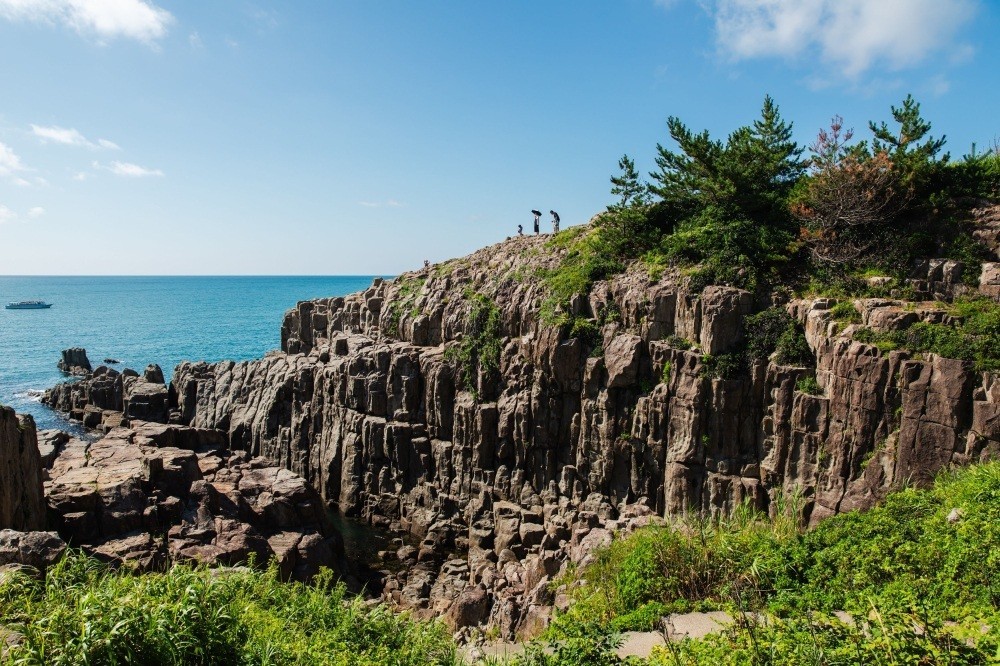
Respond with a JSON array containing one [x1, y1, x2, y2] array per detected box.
[[44, 363, 171, 429], [0, 407, 46, 531], [57, 348, 92, 375]]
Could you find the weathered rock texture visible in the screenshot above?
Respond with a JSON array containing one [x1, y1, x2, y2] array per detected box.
[[57, 347, 92, 375], [0, 407, 46, 531], [42, 420, 344, 580], [161, 223, 1000, 638], [44, 363, 170, 430]]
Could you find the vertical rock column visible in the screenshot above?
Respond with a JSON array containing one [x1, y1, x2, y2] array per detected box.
[[0, 406, 46, 531]]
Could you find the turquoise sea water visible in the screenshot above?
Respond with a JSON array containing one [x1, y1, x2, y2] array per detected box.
[[0, 276, 381, 432]]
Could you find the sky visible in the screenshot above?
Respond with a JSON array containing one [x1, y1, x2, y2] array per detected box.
[[0, 0, 997, 275]]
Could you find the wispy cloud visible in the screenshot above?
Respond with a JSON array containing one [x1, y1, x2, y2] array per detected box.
[[31, 124, 119, 150], [705, 0, 977, 80], [0, 140, 29, 184], [0, 0, 173, 44], [106, 160, 164, 177], [359, 199, 403, 208], [0, 203, 43, 224]]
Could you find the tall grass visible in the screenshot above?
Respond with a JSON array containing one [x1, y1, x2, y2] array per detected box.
[[0, 554, 458, 666], [541, 463, 1000, 664]]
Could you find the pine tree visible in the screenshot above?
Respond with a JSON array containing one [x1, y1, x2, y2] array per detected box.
[[608, 154, 650, 211]]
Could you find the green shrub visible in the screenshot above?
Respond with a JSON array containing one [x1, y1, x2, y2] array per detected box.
[[744, 307, 794, 362], [851, 297, 1000, 372], [663, 335, 694, 350], [0, 554, 457, 666], [544, 461, 1000, 664], [774, 324, 812, 366], [660, 360, 672, 384], [796, 375, 822, 395], [452, 293, 503, 395], [829, 300, 861, 323], [699, 353, 743, 379]]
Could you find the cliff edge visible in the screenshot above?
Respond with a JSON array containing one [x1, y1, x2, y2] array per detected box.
[[166, 221, 1000, 637]]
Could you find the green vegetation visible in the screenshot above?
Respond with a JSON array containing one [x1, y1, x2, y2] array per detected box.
[[829, 300, 862, 324], [449, 292, 503, 396], [852, 296, 1000, 372], [796, 374, 822, 395], [0, 554, 457, 666], [536, 94, 997, 344], [534, 462, 1000, 665]]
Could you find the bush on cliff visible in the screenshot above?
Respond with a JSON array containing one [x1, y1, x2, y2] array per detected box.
[[0, 555, 457, 666], [852, 296, 1000, 372], [543, 461, 1000, 664], [541, 94, 997, 313]]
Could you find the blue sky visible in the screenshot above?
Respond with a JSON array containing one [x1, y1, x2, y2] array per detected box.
[[0, 0, 997, 275]]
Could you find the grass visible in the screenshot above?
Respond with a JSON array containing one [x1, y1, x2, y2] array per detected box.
[[852, 296, 1000, 372], [536, 462, 1000, 664], [0, 554, 458, 666]]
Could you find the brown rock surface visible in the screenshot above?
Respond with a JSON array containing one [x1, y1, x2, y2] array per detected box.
[[86, 230, 993, 638], [41, 421, 343, 580], [0, 407, 46, 531]]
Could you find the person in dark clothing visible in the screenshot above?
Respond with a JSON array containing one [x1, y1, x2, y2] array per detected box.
[[531, 209, 542, 234], [550, 210, 560, 233], [517, 224, 523, 236]]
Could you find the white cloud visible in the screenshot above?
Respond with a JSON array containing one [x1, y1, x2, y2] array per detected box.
[[0, 0, 173, 44], [708, 0, 977, 78], [27, 206, 45, 218], [0, 140, 26, 176], [0, 204, 15, 224], [12, 177, 31, 187], [359, 199, 403, 208], [188, 31, 202, 49], [107, 160, 163, 177], [72, 171, 88, 181], [31, 123, 119, 150]]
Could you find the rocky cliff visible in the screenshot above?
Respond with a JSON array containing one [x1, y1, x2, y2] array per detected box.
[[0, 406, 46, 531], [165, 217, 1000, 637]]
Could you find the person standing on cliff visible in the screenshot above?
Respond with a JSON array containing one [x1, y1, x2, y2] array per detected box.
[[531, 209, 541, 234], [517, 224, 523, 236], [550, 210, 560, 233]]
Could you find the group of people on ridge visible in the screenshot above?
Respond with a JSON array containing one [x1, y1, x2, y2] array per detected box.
[[519, 209, 559, 236]]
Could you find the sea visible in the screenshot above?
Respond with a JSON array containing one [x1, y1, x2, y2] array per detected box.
[[0, 276, 382, 433]]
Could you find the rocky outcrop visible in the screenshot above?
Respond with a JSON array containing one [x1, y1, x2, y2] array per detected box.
[[57, 348, 92, 375], [44, 364, 170, 430], [0, 530, 66, 572], [0, 407, 46, 531], [42, 420, 345, 581], [164, 231, 1000, 638]]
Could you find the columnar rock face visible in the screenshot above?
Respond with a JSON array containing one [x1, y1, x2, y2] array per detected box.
[[0, 406, 46, 531], [167, 229, 1000, 637]]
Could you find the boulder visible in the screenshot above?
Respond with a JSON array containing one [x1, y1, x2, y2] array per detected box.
[[0, 530, 66, 571]]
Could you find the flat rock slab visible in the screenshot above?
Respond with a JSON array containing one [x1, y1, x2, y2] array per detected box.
[[663, 610, 734, 641], [617, 630, 666, 657]]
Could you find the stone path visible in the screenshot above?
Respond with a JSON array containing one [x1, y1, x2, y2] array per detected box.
[[461, 610, 740, 663]]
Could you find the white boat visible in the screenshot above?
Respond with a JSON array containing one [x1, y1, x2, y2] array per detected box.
[[5, 301, 53, 310]]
